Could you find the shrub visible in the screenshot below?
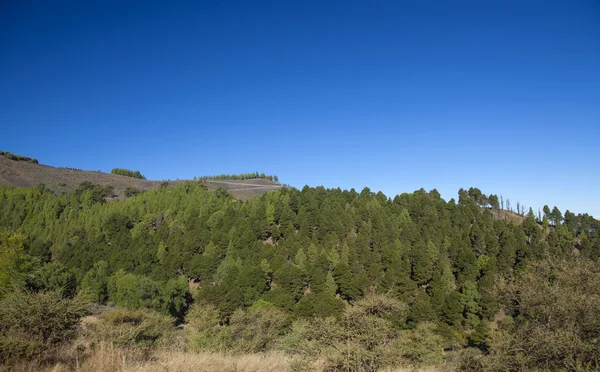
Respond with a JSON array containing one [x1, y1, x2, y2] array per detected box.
[[124, 186, 140, 198], [26, 262, 77, 298], [275, 318, 312, 355], [107, 271, 190, 318], [75, 181, 115, 204], [107, 270, 161, 310], [222, 303, 289, 353], [187, 302, 289, 353], [0, 290, 88, 363], [484, 257, 600, 371], [85, 308, 173, 348], [277, 294, 411, 371], [187, 303, 224, 350], [393, 322, 445, 366]]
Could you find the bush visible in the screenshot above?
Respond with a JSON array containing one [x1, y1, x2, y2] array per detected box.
[[85, 308, 173, 348], [223, 303, 289, 353], [0, 290, 88, 363], [393, 322, 445, 366], [187, 303, 224, 350], [107, 271, 191, 319], [26, 262, 77, 298], [275, 318, 312, 355], [276, 294, 411, 371], [108, 270, 161, 310], [124, 186, 141, 197], [484, 257, 600, 371], [187, 301, 289, 353], [75, 181, 116, 204]]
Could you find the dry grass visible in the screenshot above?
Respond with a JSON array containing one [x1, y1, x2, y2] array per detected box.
[[384, 366, 454, 372], [58, 343, 293, 372], [129, 350, 293, 372], [0, 342, 453, 372], [77, 347, 451, 372]]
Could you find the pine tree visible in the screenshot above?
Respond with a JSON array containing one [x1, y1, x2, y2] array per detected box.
[[442, 291, 464, 327], [408, 291, 436, 326], [323, 271, 337, 297], [459, 280, 481, 328]]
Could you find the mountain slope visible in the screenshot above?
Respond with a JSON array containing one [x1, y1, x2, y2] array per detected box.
[[0, 154, 281, 198]]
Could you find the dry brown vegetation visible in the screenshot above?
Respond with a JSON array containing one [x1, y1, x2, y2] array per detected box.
[[79, 347, 293, 372], [2, 345, 453, 372]]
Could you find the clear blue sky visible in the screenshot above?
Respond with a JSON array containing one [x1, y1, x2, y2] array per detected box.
[[1, 1, 599, 217]]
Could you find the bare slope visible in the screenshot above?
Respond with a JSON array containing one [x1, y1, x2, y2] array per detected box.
[[0, 155, 281, 199]]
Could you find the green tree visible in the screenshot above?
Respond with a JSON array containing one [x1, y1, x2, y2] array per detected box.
[[0, 233, 32, 297], [161, 276, 191, 319], [80, 260, 110, 303]]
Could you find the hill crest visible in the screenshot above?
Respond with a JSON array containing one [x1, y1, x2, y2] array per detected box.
[[0, 154, 281, 199]]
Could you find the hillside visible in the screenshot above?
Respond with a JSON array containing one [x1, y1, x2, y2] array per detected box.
[[0, 154, 281, 199], [1, 179, 599, 371], [1, 154, 599, 371]]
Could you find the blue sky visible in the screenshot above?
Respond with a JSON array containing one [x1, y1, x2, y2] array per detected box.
[[1, 1, 599, 217]]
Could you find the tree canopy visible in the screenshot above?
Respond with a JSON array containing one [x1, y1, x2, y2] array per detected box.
[[110, 168, 146, 179], [1, 180, 599, 369]]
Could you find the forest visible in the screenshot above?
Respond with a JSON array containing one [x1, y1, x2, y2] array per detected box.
[[110, 168, 146, 179], [1, 180, 599, 371], [196, 172, 278, 182]]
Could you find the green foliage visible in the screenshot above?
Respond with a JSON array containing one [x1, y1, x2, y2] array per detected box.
[[484, 257, 600, 371], [187, 301, 288, 353], [161, 276, 192, 319], [26, 262, 77, 298], [222, 303, 289, 352], [276, 294, 439, 371], [124, 186, 141, 197], [0, 179, 599, 369], [0, 150, 38, 164], [75, 181, 116, 204], [393, 322, 446, 365], [110, 168, 146, 179], [107, 270, 191, 319], [187, 303, 223, 350], [80, 260, 110, 303], [0, 233, 33, 297], [108, 270, 161, 310], [0, 290, 87, 363], [197, 172, 277, 181]]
